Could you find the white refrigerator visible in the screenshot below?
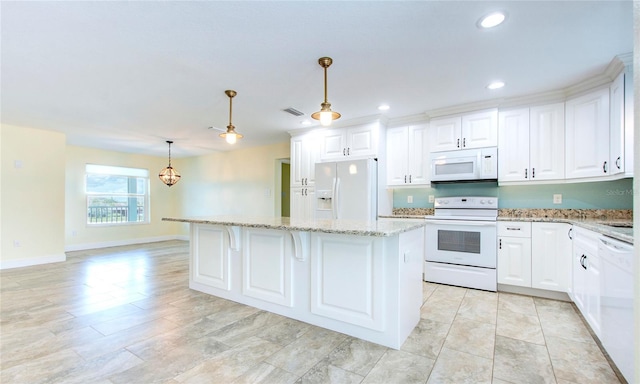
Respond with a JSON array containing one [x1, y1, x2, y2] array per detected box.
[[315, 158, 377, 221]]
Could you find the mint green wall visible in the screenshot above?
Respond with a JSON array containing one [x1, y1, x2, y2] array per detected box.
[[393, 178, 633, 209]]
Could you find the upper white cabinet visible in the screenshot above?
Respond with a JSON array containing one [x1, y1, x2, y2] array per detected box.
[[498, 103, 565, 183], [321, 122, 381, 160], [291, 131, 321, 187], [609, 71, 625, 176], [430, 109, 497, 152], [386, 123, 429, 186], [565, 87, 610, 179]]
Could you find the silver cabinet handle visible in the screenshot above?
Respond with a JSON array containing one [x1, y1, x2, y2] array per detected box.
[[506, 227, 522, 231]]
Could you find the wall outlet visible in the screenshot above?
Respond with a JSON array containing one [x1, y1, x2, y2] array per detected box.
[[72, 230, 78, 237], [407, 195, 413, 204], [553, 194, 562, 204], [13, 240, 21, 247], [428, 195, 435, 203], [264, 188, 272, 198]]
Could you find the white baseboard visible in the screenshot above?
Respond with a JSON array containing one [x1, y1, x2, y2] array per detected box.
[[0, 253, 66, 270], [64, 235, 189, 252]]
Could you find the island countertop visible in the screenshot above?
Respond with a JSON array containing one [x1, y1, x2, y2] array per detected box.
[[162, 216, 427, 237]]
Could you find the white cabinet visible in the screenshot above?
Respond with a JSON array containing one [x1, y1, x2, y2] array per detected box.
[[498, 222, 571, 293], [497, 222, 532, 287], [290, 132, 321, 187], [191, 224, 232, 290], [430, 109, 497, 152], [242, 227, 293, 307], [290, 187, 315, 220], [321, 122, 380, 160], [386, 123, 429, 186], [498, 103, 565, 183], [609, 71, 625, 175], [565, 87, 610, 179], [571, 226, 601, 337], [531, 222, 572, 292]]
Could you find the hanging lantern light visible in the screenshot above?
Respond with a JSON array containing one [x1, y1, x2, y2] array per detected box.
[[159, 140, 181, 187], [219, 90, 243, 144]]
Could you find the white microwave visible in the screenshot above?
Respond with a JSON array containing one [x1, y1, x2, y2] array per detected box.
[[430, 147, 498, 183]]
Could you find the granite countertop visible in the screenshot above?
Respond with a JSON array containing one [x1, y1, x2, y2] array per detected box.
[[498, 216, 633, 244], [162, 216, 427, 237]]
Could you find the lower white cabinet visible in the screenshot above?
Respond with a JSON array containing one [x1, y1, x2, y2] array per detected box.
[[498, 222, 532, 287], [242, 227, 293, 307], [531, 222, 572, 291], [571, 226, 601, 337], [191, 224, 232, 290], [498, 222, 572, 292], [290, 187, 315, 220], [311, 232, 385, 330]]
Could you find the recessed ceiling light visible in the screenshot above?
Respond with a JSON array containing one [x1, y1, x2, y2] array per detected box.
[[378, 104, 390, 111], [487, 81, 505, 90], [301, 120, 312, 126], [478, 12, 506, 28]]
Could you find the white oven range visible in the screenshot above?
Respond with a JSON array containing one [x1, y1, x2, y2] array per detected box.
[[424, 196, 498, 291]]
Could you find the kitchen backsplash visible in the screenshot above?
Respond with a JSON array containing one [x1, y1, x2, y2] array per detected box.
[[392, 178, 633, 210]]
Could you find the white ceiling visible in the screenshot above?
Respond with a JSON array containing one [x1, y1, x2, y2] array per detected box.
[[1, 1, 633, 158]]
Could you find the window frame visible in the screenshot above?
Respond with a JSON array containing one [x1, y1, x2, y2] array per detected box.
[[85, 164, 151, 226]]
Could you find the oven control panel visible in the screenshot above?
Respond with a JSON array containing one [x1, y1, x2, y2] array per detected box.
[[434, 196, 498, 209]]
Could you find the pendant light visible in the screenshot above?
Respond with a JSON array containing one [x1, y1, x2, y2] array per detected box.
[[311, 57, 341, 126], [159, 140, 181, 187], [219, 90, 243, 144]]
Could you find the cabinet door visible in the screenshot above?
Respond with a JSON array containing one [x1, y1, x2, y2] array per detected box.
[[429, 116, 462, 152], [461, 109, 498, 149], [321, 129, 347, 160], [386, 127, 409, 185], [498, 108, 530, 182], [565, 88, 610, 179], [531, 222, 571, 292], [242, 228, 293, 307], [584, 250, 601, 337], [192, 224, 231, 290], [497, 236, 532, 287], [530, 103, 565, 180], [347, 123, 379, 158], [290, 187, 315, 220], [609, 72, 625, 175], [407, 124, 430, 184], [290, 136, 307, 187], [310, 232, 384, 330], [572, 242, 588, 312]]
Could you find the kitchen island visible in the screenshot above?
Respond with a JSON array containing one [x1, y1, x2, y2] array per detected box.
[[162, 216, 426, 349]]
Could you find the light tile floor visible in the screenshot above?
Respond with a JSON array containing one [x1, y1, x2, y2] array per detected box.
[[0, 240, 622, 383]]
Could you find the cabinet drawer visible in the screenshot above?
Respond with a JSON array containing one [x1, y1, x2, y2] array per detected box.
[[498, 222, 531, 237]]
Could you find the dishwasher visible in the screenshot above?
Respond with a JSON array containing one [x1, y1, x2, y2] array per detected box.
[[598, 235, 634, 383]]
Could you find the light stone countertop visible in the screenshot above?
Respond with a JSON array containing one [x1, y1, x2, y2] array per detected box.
[[162, 216, 427, 237], [381, 213, 633, 244], [497, 217, 633, 245]]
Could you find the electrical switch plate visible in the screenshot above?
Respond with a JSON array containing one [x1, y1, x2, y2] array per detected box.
[[553, 194, 562, 204], [13, 240, 21, 247], [407, 195, 413, 204], [428, 195, 435, 203]]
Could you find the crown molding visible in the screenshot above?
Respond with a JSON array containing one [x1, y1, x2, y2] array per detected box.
[[387, 113, 429, 128]]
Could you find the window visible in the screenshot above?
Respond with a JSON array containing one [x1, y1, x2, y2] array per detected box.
[[86, 165, 149, 225]]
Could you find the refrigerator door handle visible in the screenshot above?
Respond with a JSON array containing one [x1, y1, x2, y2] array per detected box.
[[332, 177, 340, 219]]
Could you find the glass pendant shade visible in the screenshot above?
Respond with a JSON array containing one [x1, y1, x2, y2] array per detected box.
[[159, 140, 180, 187]]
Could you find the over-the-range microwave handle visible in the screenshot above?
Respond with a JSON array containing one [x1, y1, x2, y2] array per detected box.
[[432, 155, 477, 165], [425, 220, 497, 227]]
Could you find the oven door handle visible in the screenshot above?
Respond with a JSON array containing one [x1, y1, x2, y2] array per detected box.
[[425, 220, 497, 227]]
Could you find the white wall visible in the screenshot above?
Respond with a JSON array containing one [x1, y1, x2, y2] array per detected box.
[[64, 145, 184, 251], [0, 124, 66, 268], [177, 141, 290, 227]]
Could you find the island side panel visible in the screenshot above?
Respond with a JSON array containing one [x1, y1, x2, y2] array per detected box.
[[310, 232, 385, 331], [190, 223, 231, 290], [394, 227, 425, 343]]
